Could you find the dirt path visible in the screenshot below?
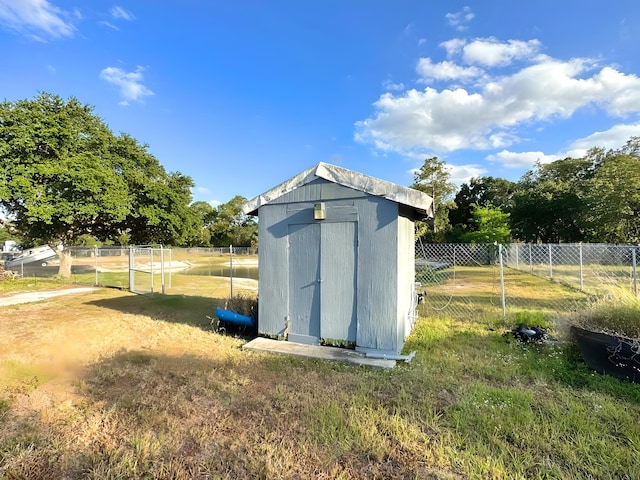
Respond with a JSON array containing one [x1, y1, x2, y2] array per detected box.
[[0, 287, 97, 306]]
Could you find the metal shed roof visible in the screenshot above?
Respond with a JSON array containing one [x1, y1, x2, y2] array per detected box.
[[243, 162, 434, 218]]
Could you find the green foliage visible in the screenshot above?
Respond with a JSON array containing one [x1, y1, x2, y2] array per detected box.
[[460, 204, 511, 244], [73, 234, 102, 247], [182, 201, 215, 246], [320, 338, 356, 348], [0, 223, 19, 244], [207, 196, 257, 247], [513, 310, 548, 328], [0, 93, 196, 275], [450, 176, 515, 239], [411, 156, 456, 241], [107, 133, 195, 246], [0, 93, 130, 249], [507, 139, 640, 243], [585, 148, 640, 243], [510, 157, 592, 243]]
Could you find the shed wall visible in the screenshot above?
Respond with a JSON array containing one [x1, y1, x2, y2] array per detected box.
[[256, 178, 416, 354], [397, 208, 417, 349], [353, 196, 400, 353]]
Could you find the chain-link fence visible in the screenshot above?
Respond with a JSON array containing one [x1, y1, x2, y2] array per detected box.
[[2, 246, 131, 288], [415, 243, 639, 323], [3, 245, 256, 296], [502, 243, 639, 295]]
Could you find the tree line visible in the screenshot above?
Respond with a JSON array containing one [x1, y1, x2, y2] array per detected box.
[[0, 93, 256, 276], [411, 138, 640, 245], [2, 93, 638, 277]]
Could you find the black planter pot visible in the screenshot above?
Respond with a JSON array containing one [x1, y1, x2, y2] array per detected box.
[[571, 325, 640, 383]]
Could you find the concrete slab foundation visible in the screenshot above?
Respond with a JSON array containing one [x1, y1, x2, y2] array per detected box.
[[242, 337, 396, 368]]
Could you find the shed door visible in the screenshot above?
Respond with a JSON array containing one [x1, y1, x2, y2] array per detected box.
[[287, 221, 357, 345], [288, 223, 321, 344]]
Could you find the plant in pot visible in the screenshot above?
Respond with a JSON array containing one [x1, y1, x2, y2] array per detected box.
[[570, 288, 640, 383]]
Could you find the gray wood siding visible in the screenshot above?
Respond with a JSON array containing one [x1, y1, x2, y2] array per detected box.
[[354, 197, 399, 353], [256, 180, 416, 355], [287, 223, 321, 344], [270, 178, 369, 204], [257, 204, 289, 337], [397, 211, 416, 349], [319, 221, 357, 343]]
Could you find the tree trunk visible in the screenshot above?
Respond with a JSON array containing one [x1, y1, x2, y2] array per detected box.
[[57, 246, 73, 278]]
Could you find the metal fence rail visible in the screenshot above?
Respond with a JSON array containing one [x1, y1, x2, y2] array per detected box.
[[415, 243, 639, 323], [3, 245, 255, 293], [7, 241, 635, 321], [502, 243, 638, 296]]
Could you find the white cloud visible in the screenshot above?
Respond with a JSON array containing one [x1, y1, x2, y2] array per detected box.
[[0, 0, 75, 40], [110, 5, 134, 21], [564, 122, 640, 158], [462, 38, 542, 67], [99, 21, 118, 31], [383, 79, 405, 91], [593, 67, 640, 115], [448, 163, 487, 185], [417, 58, 483, 82], [445, 6, 474, 32], [485, 122, 640, 170], [99, 66, 154, 104], [487, 150, 559, 169], [440, 38, 467, 57], [355, 38, 640, 156]]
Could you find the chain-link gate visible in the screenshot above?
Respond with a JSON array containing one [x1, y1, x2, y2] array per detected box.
[[129, 245, 172, 295]]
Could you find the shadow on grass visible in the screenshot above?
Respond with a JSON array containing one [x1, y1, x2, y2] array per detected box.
[[87, 294, 229, 332], [57, 347, 440, 480]]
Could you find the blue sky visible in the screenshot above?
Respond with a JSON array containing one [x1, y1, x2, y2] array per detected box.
[[2, 1, 640, 206]]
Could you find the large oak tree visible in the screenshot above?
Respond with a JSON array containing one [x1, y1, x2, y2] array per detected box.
[[0, 93, 194, 277]]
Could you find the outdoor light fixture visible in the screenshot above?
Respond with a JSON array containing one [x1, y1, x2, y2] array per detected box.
[[314, 202, 326, 220]]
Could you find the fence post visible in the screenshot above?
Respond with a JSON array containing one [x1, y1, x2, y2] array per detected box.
[[149, 248, 154, 295], [548, 244, 553, 279], [633, 247, 638, 297], [529, 244, 532, 274], [128, 247, 134, 293], [515, 244, 519, 270], [229, 244, 234, 299], [95, 246, 99, 286], [169, 248, 172, 289], [160, 244, 165, 295], [579, 243, 584, 291], [499, 244, 506, 321]]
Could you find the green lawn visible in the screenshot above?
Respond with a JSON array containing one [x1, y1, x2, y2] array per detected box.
[[1, 285, 639, 479]]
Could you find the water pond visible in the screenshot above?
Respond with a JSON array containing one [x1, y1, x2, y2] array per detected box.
[[182, 265, 258, 280]]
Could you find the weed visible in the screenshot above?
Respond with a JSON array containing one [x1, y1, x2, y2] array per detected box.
[[513, 310, 548, 328], [571, 288, 640, 338]]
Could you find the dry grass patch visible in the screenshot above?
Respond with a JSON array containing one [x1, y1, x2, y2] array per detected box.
[[0, 287, 462, 479], [2, 286, 640, 479]]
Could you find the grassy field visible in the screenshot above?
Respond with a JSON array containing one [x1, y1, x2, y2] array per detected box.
[[1, 279, 640, 479]]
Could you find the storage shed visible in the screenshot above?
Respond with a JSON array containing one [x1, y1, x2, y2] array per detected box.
[[243, 162, 433, 358]]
